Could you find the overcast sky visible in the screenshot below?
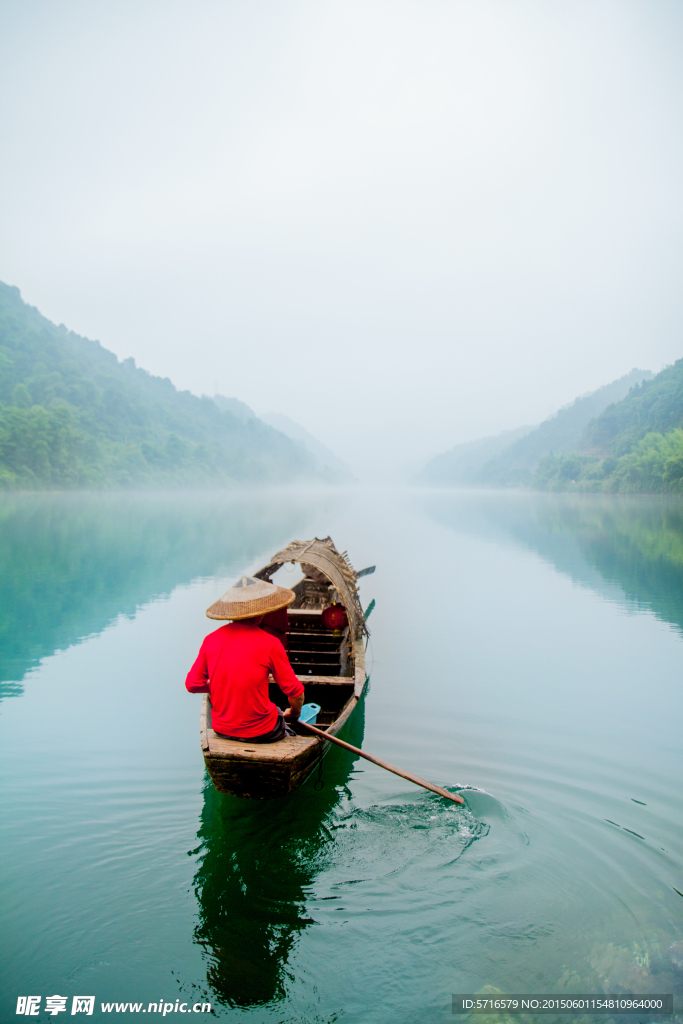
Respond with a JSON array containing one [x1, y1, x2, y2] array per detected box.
[[1, 0, 683, 476]]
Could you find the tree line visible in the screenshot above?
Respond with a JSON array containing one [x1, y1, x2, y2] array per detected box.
[[0, 281, 326, 489]]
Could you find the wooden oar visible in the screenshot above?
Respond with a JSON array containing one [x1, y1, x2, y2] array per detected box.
[[296, 720, 465, 804]]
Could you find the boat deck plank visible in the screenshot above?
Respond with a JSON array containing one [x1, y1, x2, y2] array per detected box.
[[207, 730, 321, 762]]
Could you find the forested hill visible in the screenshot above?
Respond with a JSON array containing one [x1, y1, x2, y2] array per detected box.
[[582, 360, 683, 453], [537, 357, 683, 492], [475, 368, 652, 486], [0, 282, 328, 489], [416, 369, 651, 488]]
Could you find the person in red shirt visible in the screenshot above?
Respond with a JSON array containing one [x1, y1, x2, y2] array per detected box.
[[260, 606, 290, 650], [185, 575, 304, 742]]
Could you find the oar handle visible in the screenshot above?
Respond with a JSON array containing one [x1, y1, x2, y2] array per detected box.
[[296, 719, 465, 805]]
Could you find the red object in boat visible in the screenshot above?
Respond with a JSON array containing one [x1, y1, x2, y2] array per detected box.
[[322, 603, 348, 630]]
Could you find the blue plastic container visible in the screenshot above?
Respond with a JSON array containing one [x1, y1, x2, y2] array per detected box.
[[299, 702, 321, 725]]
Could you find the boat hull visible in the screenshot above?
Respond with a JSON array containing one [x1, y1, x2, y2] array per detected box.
[[201, 638, 367, 799], [203, 736, 325, 799]]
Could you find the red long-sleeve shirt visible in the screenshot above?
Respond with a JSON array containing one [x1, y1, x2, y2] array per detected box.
[[185, 621, 304, 738]]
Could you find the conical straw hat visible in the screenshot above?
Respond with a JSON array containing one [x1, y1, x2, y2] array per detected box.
[[206, 575, 296, 620]]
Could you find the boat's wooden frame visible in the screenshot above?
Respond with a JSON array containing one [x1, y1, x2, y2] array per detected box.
[[200, 537, 369, 799]]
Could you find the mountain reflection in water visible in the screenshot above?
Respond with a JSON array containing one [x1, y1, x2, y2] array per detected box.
[[0, 490, 335, 697], [424, 491, 683, 636], [192, 701, 366, 1008]]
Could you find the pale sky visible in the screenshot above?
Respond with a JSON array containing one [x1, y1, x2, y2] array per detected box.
[[1, 0, 683, 477]]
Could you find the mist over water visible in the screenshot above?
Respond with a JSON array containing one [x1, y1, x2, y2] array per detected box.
[[1, 488, 682, 1022]]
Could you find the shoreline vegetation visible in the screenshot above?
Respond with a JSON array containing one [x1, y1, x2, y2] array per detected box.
[[4, 276, 683, 496], [0, 281, 344, 490], [418, 361, 683, 495]]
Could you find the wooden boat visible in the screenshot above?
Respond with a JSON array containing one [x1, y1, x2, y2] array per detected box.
[[200, 537, 371, 799]]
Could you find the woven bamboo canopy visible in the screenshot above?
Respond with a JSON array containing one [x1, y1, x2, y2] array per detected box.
[[255, 536, 368, 639]]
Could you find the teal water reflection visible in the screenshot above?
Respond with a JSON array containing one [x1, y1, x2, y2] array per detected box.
[[1, 489, 682, 1023], [424, 491, 683, 636], [193, 701, 366, 1007], [0, 491, 332, 696]]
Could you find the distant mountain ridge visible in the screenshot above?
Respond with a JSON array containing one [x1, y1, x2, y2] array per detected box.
[[538, 357, 683, 492], [0, 281, 334, 489], [212, 394, 257, 422], [417, 368, 652, 488], [415, 425, 534, 486], [259, 412, 353, 480], [477, 369, 652, 486]]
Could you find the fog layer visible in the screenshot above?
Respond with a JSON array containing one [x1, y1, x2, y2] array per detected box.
[[1, 0, 682, 477]]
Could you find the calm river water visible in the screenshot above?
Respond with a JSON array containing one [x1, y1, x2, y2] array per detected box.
[[1, 489, 682, 1023]]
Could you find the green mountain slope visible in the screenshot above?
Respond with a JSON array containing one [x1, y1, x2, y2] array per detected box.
[[536, 359, 683, 493], [581, 359, 683, 454], [417, 369, 651, 488], [477, 369, 652, 486], [0, 282, 325, 488]]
